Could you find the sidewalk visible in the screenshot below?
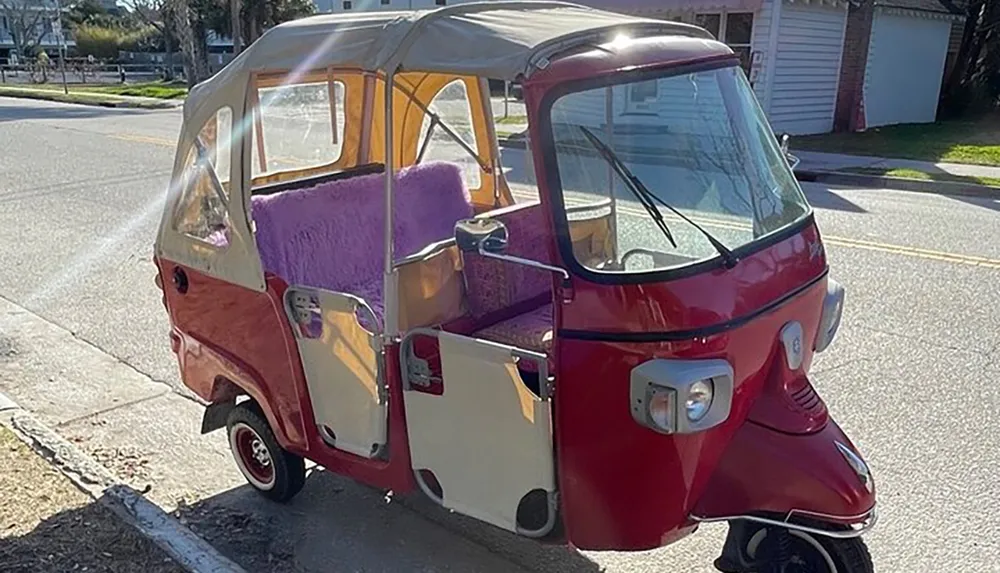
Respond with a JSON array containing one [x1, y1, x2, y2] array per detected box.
[[0, 85, 182, 109], [794, 150, 1000, 181], [0, 295, 543, 573], [0, 296, 246, 572], [0, 422, 185, 573], [793, 150, 1000, 198]]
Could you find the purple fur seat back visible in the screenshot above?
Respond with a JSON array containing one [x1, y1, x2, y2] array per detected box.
[[250, 161, 472, 321], [395, 162, 473, 257], [251, 170, 386, 296]]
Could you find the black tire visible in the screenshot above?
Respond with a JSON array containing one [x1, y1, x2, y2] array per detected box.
[[748, 525, 874, 573], [816, 536, 874, 573], [226, 402, 306, 503]]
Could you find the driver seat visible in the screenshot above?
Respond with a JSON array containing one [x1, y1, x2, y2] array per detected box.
[[475, 304, 553, 354]]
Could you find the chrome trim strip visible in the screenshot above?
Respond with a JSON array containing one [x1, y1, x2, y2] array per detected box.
[[690, 507, 877, 540], [477, 246, 570, 280]]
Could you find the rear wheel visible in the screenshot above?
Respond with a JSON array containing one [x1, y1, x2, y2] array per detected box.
[[226, 402, 306, 503], [746, 526, 874, 573]]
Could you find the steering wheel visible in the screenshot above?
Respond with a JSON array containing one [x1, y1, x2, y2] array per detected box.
[[620, 247, 672, 269]]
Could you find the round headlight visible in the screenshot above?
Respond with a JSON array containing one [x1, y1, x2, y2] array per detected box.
[[648, 389, 675, 431], [685, 380, 714, 422]]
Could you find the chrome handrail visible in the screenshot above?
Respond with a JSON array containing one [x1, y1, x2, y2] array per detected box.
[[689, 507, 878, 540]]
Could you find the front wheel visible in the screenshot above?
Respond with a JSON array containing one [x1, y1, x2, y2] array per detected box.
[[746, 526, 873, 573], [226, 402, 306, 503]]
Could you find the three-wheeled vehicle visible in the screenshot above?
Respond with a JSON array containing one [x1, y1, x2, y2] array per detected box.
[[154, 2, 877, 571]]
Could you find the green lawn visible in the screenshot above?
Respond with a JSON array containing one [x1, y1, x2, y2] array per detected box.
[[495, 114, 528, 125], [8, 80, 188, 99], [794, 114, 1000, 167], [839, 166, 1000, 188], [85, 82, 188, 99]]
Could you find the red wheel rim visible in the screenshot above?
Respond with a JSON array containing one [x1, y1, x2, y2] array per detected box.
[[232, 424, 275, 488]]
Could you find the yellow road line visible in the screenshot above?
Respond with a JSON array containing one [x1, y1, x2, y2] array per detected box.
[[109, 133, 176, 147]]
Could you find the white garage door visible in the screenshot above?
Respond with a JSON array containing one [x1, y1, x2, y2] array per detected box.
[[769, 2, 848, 135], [863, 11, 950, 128]]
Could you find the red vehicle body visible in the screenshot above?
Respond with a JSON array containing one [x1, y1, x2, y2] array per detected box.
[[155, 4, 877, 572]]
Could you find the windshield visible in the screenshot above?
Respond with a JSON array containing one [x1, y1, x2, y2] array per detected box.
[[548, 63, 811, 275]]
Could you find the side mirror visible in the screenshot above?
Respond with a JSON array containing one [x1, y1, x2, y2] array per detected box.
[[455, 218, 508, 254]]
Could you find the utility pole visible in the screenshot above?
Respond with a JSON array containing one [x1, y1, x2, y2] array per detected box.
[[230, 0, 241, 56]]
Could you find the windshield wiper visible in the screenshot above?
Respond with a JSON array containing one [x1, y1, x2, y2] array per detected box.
[[576, 126, 739, 269], [576, 126, 677, 249]]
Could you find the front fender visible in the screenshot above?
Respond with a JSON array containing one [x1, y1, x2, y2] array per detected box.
[[693, 417, 875, 524]]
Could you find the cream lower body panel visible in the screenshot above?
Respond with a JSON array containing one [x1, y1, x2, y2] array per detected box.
[[403, 331, 555, 534], [285, 287, 386, 459]]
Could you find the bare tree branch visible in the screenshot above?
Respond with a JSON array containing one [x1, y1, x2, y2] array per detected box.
[[0, 0, 52, 56], [120, 0, 165, 32]]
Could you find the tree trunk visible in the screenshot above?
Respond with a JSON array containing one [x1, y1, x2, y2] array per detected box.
[[191, 14, 210, 79], [942, 0, 984, 98], [231, 0, 242, 56], [163, 28, 175, 81], [970, 0, 1000, 104], [170, 0, 209, 87]]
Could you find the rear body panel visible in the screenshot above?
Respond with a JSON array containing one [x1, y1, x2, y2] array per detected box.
[[156, 258, 416, 493]]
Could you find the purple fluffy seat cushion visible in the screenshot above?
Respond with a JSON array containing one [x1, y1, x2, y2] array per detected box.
[[250, 161, 473, 322]]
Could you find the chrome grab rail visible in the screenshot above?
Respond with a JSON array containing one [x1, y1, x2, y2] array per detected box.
[[689, 506, 878, 540], [477, 246, 570, 281]]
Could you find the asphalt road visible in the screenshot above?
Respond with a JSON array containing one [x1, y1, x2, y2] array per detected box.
[[1, 97, 999, 572]]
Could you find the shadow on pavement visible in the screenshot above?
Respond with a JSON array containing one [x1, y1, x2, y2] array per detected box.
[[948, 195, 1000, 213], [0, 101, 160, 123], [0, 497, 184, 573], [799, 184, 868, 214], [175, 468, 605, 573]]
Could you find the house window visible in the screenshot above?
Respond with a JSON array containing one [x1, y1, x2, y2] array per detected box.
[[381, 0, 390, 4], [695, 14, 721, 38], [629, 80, 658, 104], [725, 13, 754, 74], [696, 12, 754, 75], [342, 0, 352, 9], [435, 0, 446, 5]]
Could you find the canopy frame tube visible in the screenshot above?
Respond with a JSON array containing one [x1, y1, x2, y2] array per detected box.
[[383, 69, 398, 340]]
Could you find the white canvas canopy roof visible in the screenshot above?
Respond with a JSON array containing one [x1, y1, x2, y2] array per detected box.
[[183, 1, 712, 121], [162, 1, 718, 294]]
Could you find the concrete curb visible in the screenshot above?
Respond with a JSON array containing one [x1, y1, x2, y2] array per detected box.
[[496, 137, 1000, 200], [0, 392, 246, 573], [0, 88, 182, 110], [498, 136, 527, 150], [796, 169, 1000, 200]]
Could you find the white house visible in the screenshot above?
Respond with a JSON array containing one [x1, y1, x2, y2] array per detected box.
[[0, 0, 74, 61], [310, 0, 964, 134]]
